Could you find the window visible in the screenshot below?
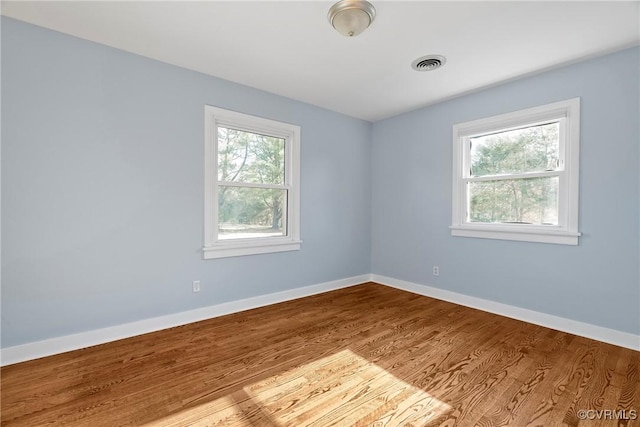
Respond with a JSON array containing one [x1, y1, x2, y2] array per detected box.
[[204, 106, 300, 259], [451, 98, 581, 245]]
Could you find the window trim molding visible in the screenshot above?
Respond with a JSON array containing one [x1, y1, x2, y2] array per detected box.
[[203, 106, 301, 259], [451, 98, 581, 245]]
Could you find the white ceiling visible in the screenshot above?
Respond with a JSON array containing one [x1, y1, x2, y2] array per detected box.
[[2, 1, 639, 122]]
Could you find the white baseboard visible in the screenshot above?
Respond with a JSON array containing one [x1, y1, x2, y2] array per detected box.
[[371, 274, 640, 351], [3, 273, 636, 366], [0, 274, 371, 366]]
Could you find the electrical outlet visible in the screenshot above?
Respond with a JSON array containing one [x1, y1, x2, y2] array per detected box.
[[192, 280, 201, 293], [433, 266, 439, 276]]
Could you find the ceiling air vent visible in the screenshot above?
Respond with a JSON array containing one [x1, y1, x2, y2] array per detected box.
[[411, 55, 446, 72]]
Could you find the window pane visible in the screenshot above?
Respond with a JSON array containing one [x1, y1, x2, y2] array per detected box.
[[218, 186, 286, 239], [468, 177, 559, 225], [217, 127, 285, 185], [470, 122, 559, 177]]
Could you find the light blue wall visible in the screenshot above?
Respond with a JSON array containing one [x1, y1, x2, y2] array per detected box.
[[3, 17, 638, 350], [1, 17, 372, 347], [372, 47, 640, 335]]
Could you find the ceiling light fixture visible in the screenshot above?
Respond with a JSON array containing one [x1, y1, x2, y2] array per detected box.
[[328, 0, 376, 37]]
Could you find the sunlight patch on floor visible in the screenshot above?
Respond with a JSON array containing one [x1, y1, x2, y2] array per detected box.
[[142, 349, 451, 426]]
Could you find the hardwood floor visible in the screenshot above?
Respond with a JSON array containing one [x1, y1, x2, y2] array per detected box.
[[1, 283, 638, 426]]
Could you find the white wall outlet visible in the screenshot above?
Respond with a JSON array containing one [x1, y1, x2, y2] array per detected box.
[[433, 266, 439, 276], [192, 280, 201, 293]]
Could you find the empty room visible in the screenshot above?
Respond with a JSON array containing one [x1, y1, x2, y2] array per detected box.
[[1, 1, 639, 426]]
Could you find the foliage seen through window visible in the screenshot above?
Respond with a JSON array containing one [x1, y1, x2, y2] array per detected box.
[[468, 122, 560, 225], [217, 127, 286, 239]]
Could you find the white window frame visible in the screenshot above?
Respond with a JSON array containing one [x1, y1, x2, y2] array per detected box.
[[203, 106, 301, 259], [451, 98, 581, 245]]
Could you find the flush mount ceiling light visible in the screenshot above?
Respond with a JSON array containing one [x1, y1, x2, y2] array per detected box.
[[411, 55, 447, 72], [328, 0, 376, 37]]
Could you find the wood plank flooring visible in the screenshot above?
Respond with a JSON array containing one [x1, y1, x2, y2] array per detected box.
[[1, 283, 638, 426]]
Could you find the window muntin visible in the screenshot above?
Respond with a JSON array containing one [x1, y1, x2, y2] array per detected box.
[[451, 98, 580, 245], [204, 106, 300, 259]]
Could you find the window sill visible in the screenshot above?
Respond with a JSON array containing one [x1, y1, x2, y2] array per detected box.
[[203, 239, 302, 259], [450, 225, 580, 245]]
